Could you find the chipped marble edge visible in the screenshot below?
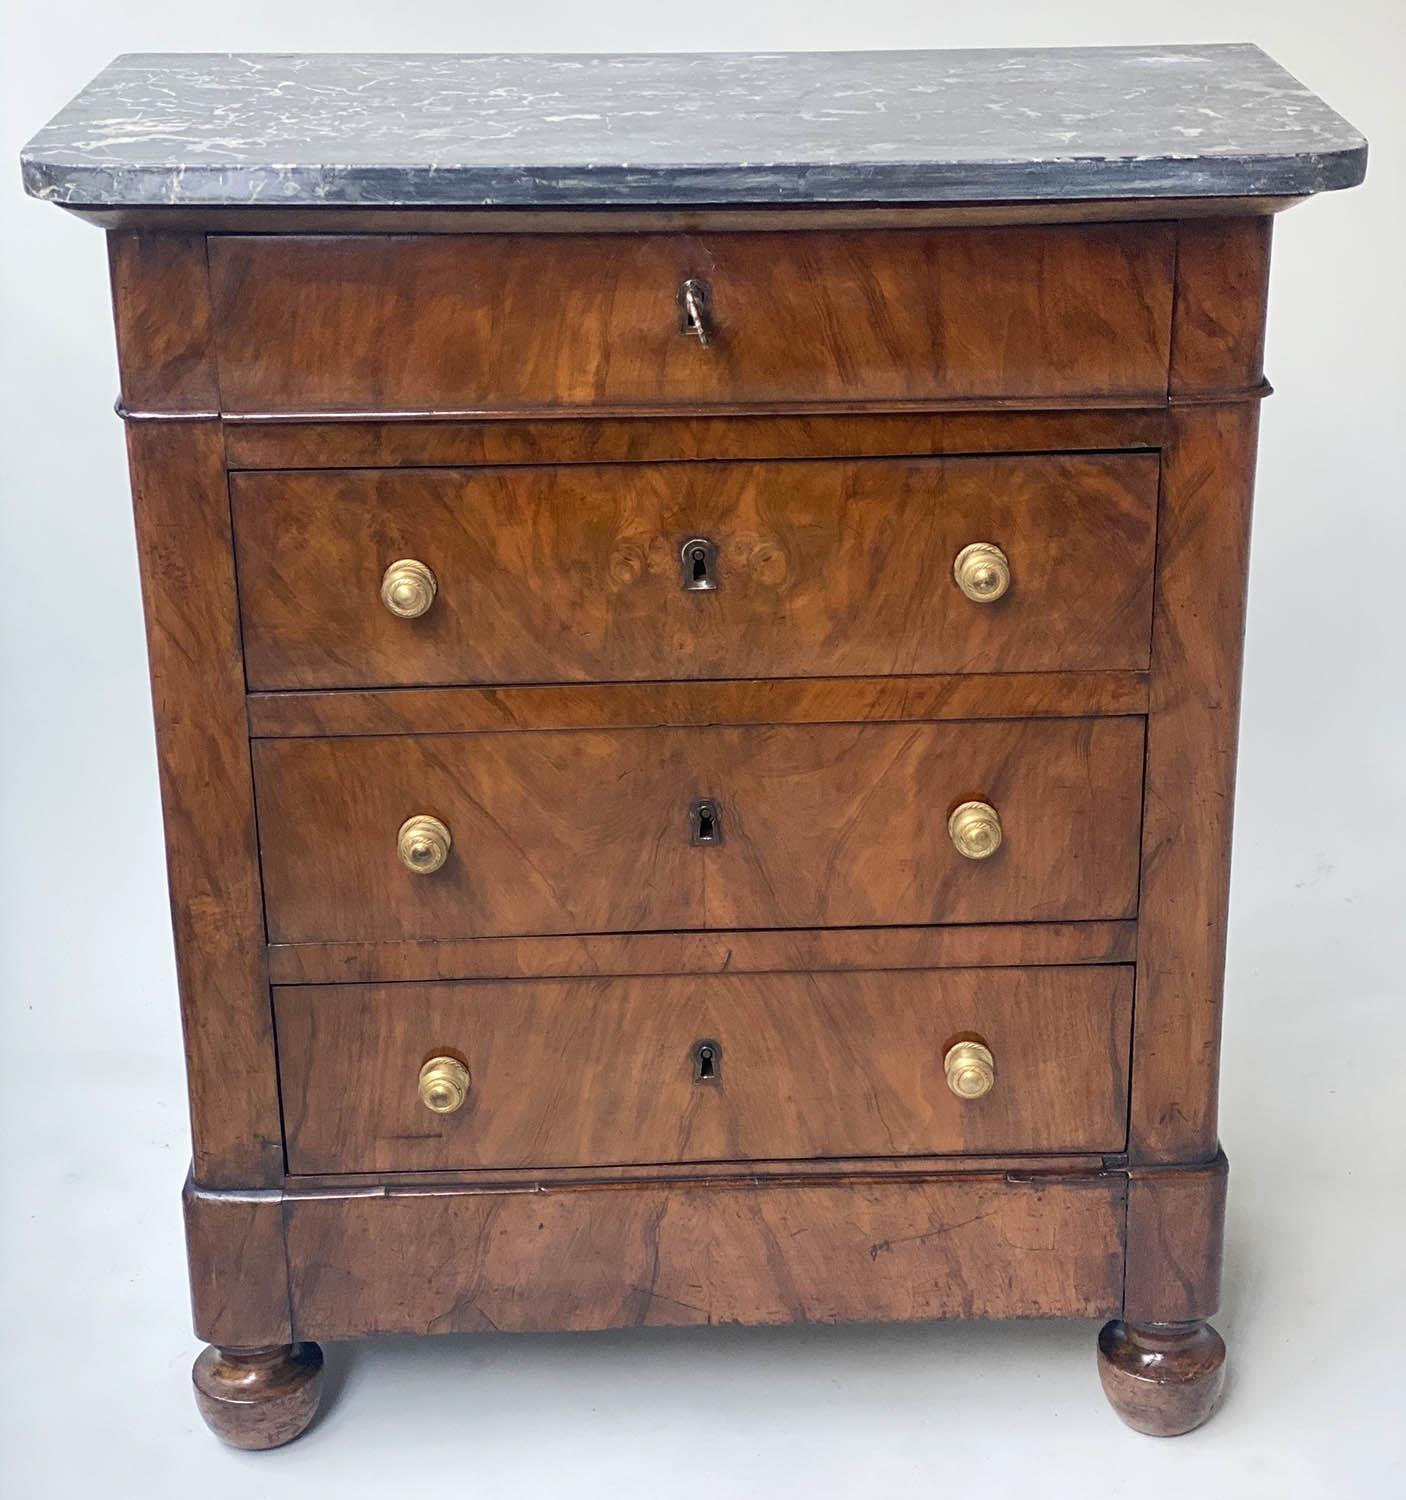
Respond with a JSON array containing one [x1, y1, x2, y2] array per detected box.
[[20, 145, 1368, 209]]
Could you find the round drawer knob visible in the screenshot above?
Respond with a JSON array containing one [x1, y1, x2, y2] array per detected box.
[[948, 800, 1002, 860], [380, 558, 437, 619], [945, 1040, 996, 1100], [953, 542, 1011, 603], [418, 1056, 470, 1114], [397, 814, 452, 875]]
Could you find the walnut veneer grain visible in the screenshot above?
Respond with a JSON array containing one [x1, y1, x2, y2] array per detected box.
[[231, 453, 1157, 689], [252, 716, 1145, 942], [274, 965, 1134, 1173], [208, 224, 1175, 414]]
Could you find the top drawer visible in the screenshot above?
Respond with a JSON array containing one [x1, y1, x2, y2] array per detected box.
[[206, 225, 1175, 414]]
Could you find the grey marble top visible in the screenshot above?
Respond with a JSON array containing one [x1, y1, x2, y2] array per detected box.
[[21, 46, 1366, 210]]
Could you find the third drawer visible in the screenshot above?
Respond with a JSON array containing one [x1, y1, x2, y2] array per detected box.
[[253, 716, 1144, 943], [274, 965, 1134, 1173]]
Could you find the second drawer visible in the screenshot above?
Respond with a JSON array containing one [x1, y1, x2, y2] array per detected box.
[[231, 453, 1158, 689], [275, 965, 1135, 1173], [253, 716, 1144, 942]]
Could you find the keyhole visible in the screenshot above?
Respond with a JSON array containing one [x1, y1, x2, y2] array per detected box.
[[680, 537, 718, 591], [692, 1039, 722, 1084], [690, 798, 723, 845]]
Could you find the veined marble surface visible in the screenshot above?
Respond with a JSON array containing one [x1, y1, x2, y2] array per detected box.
[[20, 46, 1366, 209]]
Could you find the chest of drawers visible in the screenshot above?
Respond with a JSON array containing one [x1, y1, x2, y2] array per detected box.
[[22, 46, 1364, 1449]]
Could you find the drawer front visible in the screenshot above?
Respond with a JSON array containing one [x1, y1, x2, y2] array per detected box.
[[207, 225, 1174, 413], [275, 965, 1134, 1172], [253, 717, 1143, 942], [232, 453, 1158, 690]]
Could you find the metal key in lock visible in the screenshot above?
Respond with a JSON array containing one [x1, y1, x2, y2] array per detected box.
[[677, 277, 712, 346]]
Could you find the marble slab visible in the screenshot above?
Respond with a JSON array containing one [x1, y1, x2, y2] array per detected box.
[[21, 45, 1366, 210]]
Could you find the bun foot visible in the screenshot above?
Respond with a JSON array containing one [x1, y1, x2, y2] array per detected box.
[[1097, 1320, 1226, 1436], [192, 1343, 324, 1449]]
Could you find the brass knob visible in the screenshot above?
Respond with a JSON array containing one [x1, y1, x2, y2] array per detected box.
[[953, 542, 1011, 603], [397, 814, 451, 875], [948, 801, 1002, 860], [380, 558, 437, 619], [945, 1041, 996, 1100], [418, 1056, 470, 1114]]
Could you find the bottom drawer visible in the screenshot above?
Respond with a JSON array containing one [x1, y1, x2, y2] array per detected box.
[[275, 965, 1133, 1174]]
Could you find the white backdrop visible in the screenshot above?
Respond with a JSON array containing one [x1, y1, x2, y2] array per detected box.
[[2, 4, 1402, 1496]]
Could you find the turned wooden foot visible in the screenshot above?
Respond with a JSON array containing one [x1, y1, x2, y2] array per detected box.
[[192, 1343, 324, 1449], [1097, 1320, 1226, 1436]]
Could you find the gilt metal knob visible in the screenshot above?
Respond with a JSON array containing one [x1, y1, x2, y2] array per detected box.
[[948, 801, 1002, 860], [953, 542, 1011, 603], [418, 1056, 470, 1114], [944, 1040, 996, 1100], [397, 814, 452, 875], [380, 558, 438, 619]]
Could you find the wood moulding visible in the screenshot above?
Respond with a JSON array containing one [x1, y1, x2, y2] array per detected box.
[[212, 394, 1173, 424], [284, 1154, 1121, 1193], [117, 391, 1264, 427], [74, 194, 1303, 235], [247, 672, 1149, 739], [221, 407, 1168, 468], [266, 919, 1137, 986]]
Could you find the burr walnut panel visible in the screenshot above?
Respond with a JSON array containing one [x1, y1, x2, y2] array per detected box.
[[231, 453, 1159, 689], [206, 224, 1175, 414], [251, 716, 1144, 942], [274, 965, 1134, 1173]]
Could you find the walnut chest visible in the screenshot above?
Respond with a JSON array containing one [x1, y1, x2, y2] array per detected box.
[[21, 45, 1366, 1447]]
